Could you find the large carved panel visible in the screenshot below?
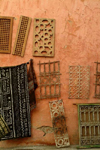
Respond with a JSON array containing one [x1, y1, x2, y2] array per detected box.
[[33, 18, 55, 57]]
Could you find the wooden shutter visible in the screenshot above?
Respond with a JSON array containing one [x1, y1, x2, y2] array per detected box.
[[12, 16, 31, 57], [0, 16, 13, 53]]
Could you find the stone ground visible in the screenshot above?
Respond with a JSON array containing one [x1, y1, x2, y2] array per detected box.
[[0, 146, 100, 150]]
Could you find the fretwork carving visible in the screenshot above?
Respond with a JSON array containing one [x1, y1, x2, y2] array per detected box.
[[33, 18, 55, 57], [49, 99, 70, 148], [69, 66, 90, 99]]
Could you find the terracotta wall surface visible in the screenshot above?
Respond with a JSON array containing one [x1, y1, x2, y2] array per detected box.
[[0, 0, 100, 148]]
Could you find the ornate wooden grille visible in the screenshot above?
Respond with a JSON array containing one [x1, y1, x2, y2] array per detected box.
[[49, 99, 70, 148], [12, 16, 31, 57], [94, 62, 100, 98], [78, 104, 100, 146], [0, 16, 13, 53], [38, 61, 61, 99], [69, 66, 90, 99], [33, 18, 55, 57]]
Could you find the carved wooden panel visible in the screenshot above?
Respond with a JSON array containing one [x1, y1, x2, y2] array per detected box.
[[49, 99, 70, 148], [0, 16, 13, 53], [0, 63, 31, 140], [12, 16, 31, 57], [94, 62, 100, 98], [78, 104, 100, 147], [69, 66, 90, 99], [33, 18, 55, 57], [38, 61, 61, 99]]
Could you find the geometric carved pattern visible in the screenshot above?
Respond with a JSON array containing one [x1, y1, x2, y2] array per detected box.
[[78, 104, 100, 146], [49, 100, 70, 148], [0, 115, 10, 139], [33, 18, 55, 57], [94, 62, 100, 98], [69, 66, 90, 99], [38, 61, 61, 99], [0, 16, 13, 53], [12, 16, 31, 57], [0, 63, 31, 140]]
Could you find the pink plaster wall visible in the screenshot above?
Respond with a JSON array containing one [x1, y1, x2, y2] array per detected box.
[[0, 0, 100, 148]]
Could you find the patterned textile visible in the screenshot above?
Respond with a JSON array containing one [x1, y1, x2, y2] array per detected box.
[[0, 63, 31, 140], [0, 115, 10, 139], [27, 59, 38, 110]]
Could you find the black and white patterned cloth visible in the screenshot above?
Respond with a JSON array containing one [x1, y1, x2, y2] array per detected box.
[[0, 63, 31, 140]]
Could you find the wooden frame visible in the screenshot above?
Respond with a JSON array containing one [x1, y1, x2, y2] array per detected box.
[[38, 61, 61, 99], [12, 15, 31, 57], [0, 16, 13, 54], [94, 62, 100, 99], [77, 103, 100, 149]]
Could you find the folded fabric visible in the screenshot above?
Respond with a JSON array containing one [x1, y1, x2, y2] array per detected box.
[[0, 63, 31, 140], [27, 59, 38, 110], [0, 115, 10, 139]]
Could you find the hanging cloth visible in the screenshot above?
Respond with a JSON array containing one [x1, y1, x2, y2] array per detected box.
[[27, 59, 38, 110], [0, 62, 31, 140]]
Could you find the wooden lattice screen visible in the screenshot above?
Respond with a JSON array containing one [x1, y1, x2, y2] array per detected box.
[[69, 66, 90, 99], [0, 16, 13, 53], [12, 16, 31, 57], [38, 61, 61, 99], [78, 104, 100, 148], [94, 62, 100, 98]]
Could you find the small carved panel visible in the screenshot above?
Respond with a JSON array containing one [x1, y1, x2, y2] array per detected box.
[[69, 66, 90, 99], [0, 63, 31, 140], [38, 61, 61, 99], [94, 62, 100, 98], [12, 16, 31, 57], [0, 16, 13, 53], [33, 18, 55, 57], [78, 104, 100, 146], [49, 99, 70, 148]]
